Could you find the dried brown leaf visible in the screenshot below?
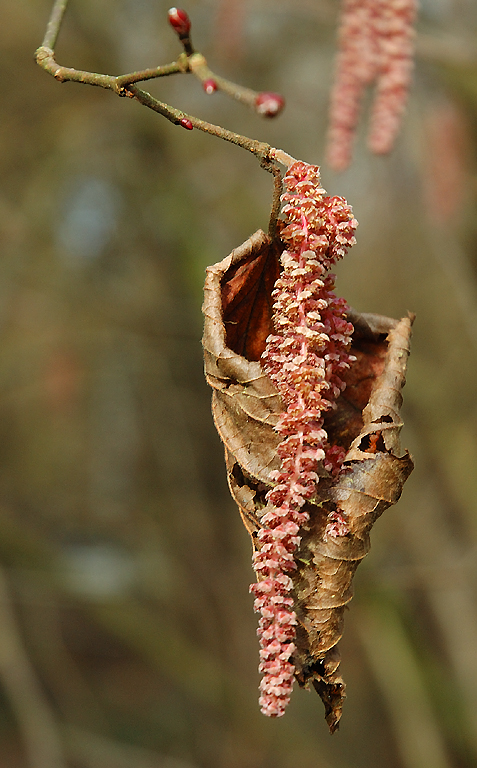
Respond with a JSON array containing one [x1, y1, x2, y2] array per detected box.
[[202, 230, 414, 731]]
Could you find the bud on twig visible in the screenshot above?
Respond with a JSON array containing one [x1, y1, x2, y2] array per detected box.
[[168, 7, 191, 37], [255, 92, 285, 118], [179, 117, 193, 130], [203, 78, 218, 95]]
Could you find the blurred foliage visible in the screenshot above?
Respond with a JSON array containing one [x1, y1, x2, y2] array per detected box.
[[1, 0, 477, 766]]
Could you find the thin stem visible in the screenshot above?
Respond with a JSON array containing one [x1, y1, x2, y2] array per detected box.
[[125, 84, 271, 158], [36, 2, 290, 168], [189, 53, 259, 109], [35, 48, 186, 92], [179, 34, 195, 58], [38, 1, 284, 114], [213, 74, 259, 107], [122, 85, 187, 124], [35, 44, 273, 159], [35, 48, 116, 89], [269, 148, 297, 167], [41, 0, 69, 49], [115, 57, 188, 89], [267, 165, 283, 238]]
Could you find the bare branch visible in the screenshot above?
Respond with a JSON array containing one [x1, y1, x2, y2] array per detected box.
[[35, 4, 289, 168], [115, 57, 189, 89], [41, 0, 69, 50], [35, 47, 116, 90], [189, 53, 267, 111], [265, 163, 283, 238]]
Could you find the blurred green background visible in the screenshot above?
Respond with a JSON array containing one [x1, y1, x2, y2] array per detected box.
[[2, 1, 477, 766]]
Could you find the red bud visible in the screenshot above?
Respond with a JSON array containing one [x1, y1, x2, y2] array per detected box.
[[179, 117, 193, 130], [255, 92, 285, 118], [203, 78, 217, 95], [168, 7, 191, 36]]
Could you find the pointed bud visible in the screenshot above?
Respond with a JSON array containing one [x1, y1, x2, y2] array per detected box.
[[203, 78, 217, 95], [255, 92, 285, 118], [179, 117, 193, 130], [168, 7, 191, 36]]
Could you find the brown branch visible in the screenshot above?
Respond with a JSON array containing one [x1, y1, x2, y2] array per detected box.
[[35, 1, 290, 172], [41, 0, 69, 49], [35, 46, 116, 90], [115, 56, 189, 88], [265, 163, 283, 238], [188, 52, 266, 110], [36, 1, 284, 121], [35, 43, 272, 157]]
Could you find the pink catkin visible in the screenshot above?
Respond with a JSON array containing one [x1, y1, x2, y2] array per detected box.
[[250, 162, 358, 717], [326, 0, 379, 171], [326, 0, 417, 170], [368, 0, 417, 154]]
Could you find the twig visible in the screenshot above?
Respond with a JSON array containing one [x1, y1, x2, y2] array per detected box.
[[35, 0, 294, 242], [120, 81, 272, 157], [36, 1, 284, 144], [266, 163, 284, 238], [35, 43, 273, 157], [115, 57, 188, 89], [41, 0, 69, 49], [188, 52, 261, 108]]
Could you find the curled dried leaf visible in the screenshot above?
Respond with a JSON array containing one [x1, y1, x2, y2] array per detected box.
[[202, 230, 413, 730]]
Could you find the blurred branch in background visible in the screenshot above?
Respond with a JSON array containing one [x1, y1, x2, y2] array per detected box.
[[357, 600, 451, 768]]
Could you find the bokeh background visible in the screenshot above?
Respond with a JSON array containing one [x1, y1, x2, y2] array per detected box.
[[2, 1, 477, 766]]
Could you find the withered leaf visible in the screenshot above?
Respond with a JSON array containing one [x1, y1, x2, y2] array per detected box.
[[221, 234, 282, 362], [202, 230, 414, 731]]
